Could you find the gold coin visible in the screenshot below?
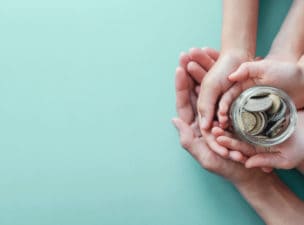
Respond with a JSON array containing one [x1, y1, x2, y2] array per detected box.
[[267, 94, 281, 114]]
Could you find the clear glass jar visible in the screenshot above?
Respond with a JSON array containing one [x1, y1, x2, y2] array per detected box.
[[230, 86, 297, 147]]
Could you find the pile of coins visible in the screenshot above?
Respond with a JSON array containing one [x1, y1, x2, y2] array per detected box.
[[237, 91, 289, 139]]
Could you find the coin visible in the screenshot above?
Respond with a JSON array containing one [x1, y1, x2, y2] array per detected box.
[[255, 135, 267, 140], [251, 91, 269, 98], [241, 111, 257, 132], [233, 87, 294, 146], [244, 96, 273, 112], [269, 99, 287, 122], [249, 112, 267, 135], [266, 117, 286, 137], [267, 94, 281, 114]]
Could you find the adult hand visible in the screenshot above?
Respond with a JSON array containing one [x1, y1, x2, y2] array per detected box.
[[173, 50, 304, 225], [173, 64, 265, 185]]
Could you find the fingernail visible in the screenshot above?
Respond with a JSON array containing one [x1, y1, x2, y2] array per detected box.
[[228, 73, 235, 80], [200, 116, 208, 129]]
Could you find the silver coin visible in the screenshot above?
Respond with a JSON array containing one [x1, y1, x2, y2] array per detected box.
[[251, 91, 269, 98], [269, 99, 287, 122], [249, 112, 267, 135], [266, 117, 286, 137], [244, 96, 273, 112]]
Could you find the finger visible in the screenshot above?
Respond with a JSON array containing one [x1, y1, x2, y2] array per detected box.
[[229, 151, 247, 164], [197, 81, 221, 129], [261, 167, 273, 173], [202, 47, 219, 61], [218, 83, 244, 127], [218, 84, 243, 116], [187, 61, 207, 83], [203, 131, 229, 157], [190, 119, 201, 137], [216, 136, 256, 157], [218, 81, 255, 128], [218, 116, 229, 129], [211, 126, 233, 138], [179, 52, 191, 69], [172, 118, 194, 151], [229, 61, 263, 82], [245, 153, 291, 169], [189, 48, 215, 71], [175, 67, 194, 123]]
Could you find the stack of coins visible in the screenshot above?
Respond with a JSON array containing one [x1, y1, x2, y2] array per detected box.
[[237, 92, 289, 139]]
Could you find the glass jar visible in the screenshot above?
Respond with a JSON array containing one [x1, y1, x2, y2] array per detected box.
[[230, 86, 297, 147]]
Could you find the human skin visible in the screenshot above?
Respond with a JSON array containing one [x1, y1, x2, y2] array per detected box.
[[214, 59, 304, 169], [217, 0, 304, 128], [178, 48, 244, 161], [267, 0, 304, 62], [213, 111, 304, 170], [173, 58, 304, 225], [196, 0, 259, 131], [217, 58, 304, 128], [182, 48, 304, 172], [210, 0, 304, 169]]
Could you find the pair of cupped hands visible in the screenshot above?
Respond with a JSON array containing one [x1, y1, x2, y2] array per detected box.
[[173, 47, 304, 182]]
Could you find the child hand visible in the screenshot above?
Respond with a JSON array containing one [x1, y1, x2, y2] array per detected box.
[[217, 58, 304, 128], [214, 111, 304, 170]]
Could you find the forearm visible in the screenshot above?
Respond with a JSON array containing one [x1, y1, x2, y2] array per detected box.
[[269, 0, 304, 61], [221, 0, 259, 57], [236, 173, 304, 225]]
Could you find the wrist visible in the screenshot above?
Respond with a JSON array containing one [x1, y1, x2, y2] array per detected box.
[[220, 48, 255, 62], [235, 172, 304, 225], [266, 51, 300, 63], [233, 169, 272, 191]]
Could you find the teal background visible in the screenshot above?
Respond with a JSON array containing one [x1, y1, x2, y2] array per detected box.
[[0, 0, 303, 224]]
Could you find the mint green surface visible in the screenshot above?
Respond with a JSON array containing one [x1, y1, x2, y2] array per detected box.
[[1, 0, 303, 224]]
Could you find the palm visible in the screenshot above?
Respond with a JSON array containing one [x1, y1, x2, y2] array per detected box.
[[174, 49, 265, 184]]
